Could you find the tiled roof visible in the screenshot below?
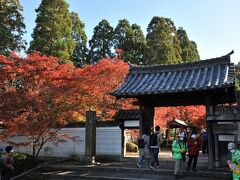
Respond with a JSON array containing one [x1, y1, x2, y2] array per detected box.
[[167, 118, 188, 128], [112, 52, 235, 98], [113, 109, 140, 121]]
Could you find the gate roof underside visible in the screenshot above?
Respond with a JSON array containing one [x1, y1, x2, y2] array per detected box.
[[113, 109, 140, 121], [112, 52, 236, 106]]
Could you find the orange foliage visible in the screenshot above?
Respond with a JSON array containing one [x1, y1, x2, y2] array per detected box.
[[0, 52, 132, 156], [155, 106, 206, 128]]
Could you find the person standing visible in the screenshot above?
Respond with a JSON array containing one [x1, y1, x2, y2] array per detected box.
[[1, 146, 14, 180], [227, 142, 240, 180], [187, 132, 200, 172], [172, 133, 187, 178], [200, 129, 208, 155], [150, 126, 163, 169], [137, 129, 151, 168]]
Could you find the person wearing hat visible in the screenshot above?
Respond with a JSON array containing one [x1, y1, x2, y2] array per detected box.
[[227, 142, 240, 180], [172, 133, 187, 178], [1, 146, 14, 180]]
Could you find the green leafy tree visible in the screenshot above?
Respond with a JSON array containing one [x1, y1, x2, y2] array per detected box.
[[235, 63, 240, 90], [70, 12, 88, 67], [130, 23, 148, 65], [28, 0, 74, 64], [114, 19, 147, 65], [89, 19, 114, 63], [146, 16, 182, 65], [0, 0, 26, 55], [177, 27, 200, 62], [114, 19, 132, 51]]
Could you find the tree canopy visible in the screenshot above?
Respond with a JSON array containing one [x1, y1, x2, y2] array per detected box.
[[146, 16, 182, 65], [0, 0, 26, 55], [0, 52, 132, 156], [177, 27, 200, 61], [28, 0, 74, 64], [71, 12, 89, 67], [114, 19, 147, 65], [89, 19, 114, 63]]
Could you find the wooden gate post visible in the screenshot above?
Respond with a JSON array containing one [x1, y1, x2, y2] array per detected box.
[[140, 104, 154, 136], [206, 105, 214, 169]]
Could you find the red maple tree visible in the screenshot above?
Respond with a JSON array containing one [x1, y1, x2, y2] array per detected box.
[[155, 106, 206, 129], [0, 52, 133, 157]]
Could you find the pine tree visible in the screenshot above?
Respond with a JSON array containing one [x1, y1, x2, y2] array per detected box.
[[146, 16, 182, 65], [70, 12, 88, 67], [89, 19, 114, 63], [28, 0, 74, 64], [177, 27, 200, 62], [0, 0, 26, 55]]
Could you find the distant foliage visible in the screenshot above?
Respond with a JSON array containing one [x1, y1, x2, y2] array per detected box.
[[146, 16, 182, 65], [113, 19, 147, 65], [70, 12, 89, 67], [89, 19, 114, 63], [155, 106, 206, 128], [177, 27, 200, 61], [126, 142, 138, 152], [0, 0, 26, 55], [28, 0, 75, 64]]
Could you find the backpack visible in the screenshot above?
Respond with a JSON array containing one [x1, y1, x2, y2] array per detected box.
[[138, 135, 147, 149], [150, 132, 158, 146]]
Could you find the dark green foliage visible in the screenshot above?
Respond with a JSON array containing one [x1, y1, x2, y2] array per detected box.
[[130, 24, 148, 65], [89, 19, 114, 63], [113, 19, 147, 65], [28, 0, 74, 64], [146, 16, 182, 65], [177, 27, 200, 62], [126, 142, 138, 152], [0, 0, 26, 55], [114, 19, 132, 51], [12, 152, 42, 176], [70, 12, 89, 67], [235, 63, 240, 91]]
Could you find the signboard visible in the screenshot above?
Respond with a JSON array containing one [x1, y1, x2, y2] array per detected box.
[[124, 120, 139, 128], [218, 135, 234, 142]]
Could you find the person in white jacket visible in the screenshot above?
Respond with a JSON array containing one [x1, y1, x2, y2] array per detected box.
[[137, 129, 151, 168]]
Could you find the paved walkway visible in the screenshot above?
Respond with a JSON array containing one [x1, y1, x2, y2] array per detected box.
[[19, 151, 232, 180]]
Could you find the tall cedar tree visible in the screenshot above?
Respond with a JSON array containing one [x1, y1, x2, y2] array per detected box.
[[131, 23, 148, 65], [0, 0, 26, 55], [146, 16, 182, 65], [177, 27, 200, 62], [28, 0, 74, 64], [89, 19, 114, 63], [70, 12, 89, 67], [114, 19, 147, 65], [114, 19, 133, 61]]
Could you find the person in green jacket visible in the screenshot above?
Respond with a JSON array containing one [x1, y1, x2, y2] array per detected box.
[[172, 133, 187, 178], [227, 142, 240, 180]]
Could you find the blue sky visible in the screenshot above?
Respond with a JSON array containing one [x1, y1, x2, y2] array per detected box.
[[20, 0, 240, 64]]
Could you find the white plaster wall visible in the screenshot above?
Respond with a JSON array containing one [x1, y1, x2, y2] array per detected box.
[[0, 127, 121, 157]]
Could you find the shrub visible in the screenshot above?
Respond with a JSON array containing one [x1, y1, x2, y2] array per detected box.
[[126, 142, 138, 152], [11, 152, 43, 176]]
